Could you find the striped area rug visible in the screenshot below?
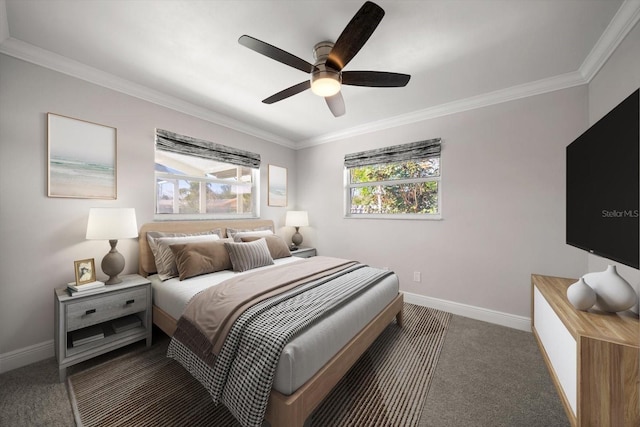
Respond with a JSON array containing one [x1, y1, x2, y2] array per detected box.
[[68, 303, 450, 427]]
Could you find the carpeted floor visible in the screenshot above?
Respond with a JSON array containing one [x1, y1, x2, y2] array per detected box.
[[68, 304, 451, 427], [421, 315, 569, 427], [0, 305, 569, 427], [0, 351, 76, 426]]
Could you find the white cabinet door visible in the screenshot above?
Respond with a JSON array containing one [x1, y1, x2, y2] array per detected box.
[[534, 286, 577, 416]]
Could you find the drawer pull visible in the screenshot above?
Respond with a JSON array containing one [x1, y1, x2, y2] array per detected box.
[[85, 309, 96, 315], [126, 299, 135, 305]]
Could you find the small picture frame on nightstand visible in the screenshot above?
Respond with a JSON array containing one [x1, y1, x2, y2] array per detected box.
[[74, 258, 96, 285]]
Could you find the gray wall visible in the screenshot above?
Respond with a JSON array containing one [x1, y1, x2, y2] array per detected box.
[[0, 54, 297, 359], [296, 87, 588, 318]]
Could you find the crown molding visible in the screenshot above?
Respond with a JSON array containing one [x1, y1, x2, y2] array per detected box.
[[297, 71, 587, 149], [0, 37, 297, 149], [579, 0, 640, 82]]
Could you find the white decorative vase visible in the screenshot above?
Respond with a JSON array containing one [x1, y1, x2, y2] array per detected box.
[[566, 278, 597, 311], [582, 265, 637, 313]]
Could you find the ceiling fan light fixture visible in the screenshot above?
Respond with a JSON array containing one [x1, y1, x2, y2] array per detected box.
[[311, 69, 341, 97], [240, 2, 410, 116]]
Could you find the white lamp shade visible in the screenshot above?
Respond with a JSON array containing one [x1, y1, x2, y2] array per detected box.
[[285, 211, 309, 227], [86, 208, 138, 240]]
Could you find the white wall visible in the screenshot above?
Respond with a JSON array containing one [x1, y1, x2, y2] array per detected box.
[[0, 54, 297, 366], [586, 20, 640, 287], [296, 87, 588, 319]]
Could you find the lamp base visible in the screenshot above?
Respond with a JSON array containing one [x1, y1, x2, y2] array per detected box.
[[292, 227, 303, 247], [102, 240, 125, 285]]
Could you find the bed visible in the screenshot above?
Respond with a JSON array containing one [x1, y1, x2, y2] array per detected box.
[[138, 219, 403, 427]]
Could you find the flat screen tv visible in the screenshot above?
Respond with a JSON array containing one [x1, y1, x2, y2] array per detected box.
[[566, 88, 639, 270]]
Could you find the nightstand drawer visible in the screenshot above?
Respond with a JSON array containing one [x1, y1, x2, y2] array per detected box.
[[291, 247, 316, 258], [66, 288, 147, 332]]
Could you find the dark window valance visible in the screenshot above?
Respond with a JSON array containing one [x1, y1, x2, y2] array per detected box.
[[156, 128, 261, 169], [344, 138, 441, 168]]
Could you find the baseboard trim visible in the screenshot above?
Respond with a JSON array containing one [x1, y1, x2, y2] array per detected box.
[[0, 339, 54, 374], [0, 293, 530, 374], [404, 292, 532, 332]]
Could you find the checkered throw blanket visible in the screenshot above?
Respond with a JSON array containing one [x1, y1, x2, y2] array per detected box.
[[167, 263, 392, 427]]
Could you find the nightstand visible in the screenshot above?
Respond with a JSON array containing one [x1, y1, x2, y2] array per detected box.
[[54, 274, 152, 382], [291, 247, 316, 258]]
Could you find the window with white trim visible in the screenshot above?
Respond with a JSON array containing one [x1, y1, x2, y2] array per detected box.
[[155, 129, 260, 219], [344, 138, 441, 219]]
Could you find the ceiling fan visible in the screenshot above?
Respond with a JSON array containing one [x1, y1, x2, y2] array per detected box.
[[238, 1, 410, 117]]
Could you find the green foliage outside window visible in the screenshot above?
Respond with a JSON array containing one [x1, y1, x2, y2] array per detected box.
[[350, 158, 439, 183], [348, 158, 440, 215]]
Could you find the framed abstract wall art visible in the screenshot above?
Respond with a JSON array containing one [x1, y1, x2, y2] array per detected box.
[[48, 113, 117, 199]]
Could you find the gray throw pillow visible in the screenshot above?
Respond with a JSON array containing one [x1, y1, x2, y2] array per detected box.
[[224, 238, 274, 272]]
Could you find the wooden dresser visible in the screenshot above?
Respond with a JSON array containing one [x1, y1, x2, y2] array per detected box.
[[531, 274, 639, 427]]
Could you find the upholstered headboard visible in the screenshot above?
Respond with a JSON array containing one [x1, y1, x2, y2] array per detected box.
[[138, 219, 275, 276]]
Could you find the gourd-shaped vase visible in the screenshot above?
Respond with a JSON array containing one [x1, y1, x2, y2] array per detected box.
[[566, 278, 596, 311], [582, 265, 637, 313]]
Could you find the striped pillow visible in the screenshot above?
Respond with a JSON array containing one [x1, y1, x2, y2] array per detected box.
[[224, 238, 274, 272]]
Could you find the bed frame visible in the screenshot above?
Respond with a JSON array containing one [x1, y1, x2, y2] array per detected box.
[[139, 219, 404, 427]]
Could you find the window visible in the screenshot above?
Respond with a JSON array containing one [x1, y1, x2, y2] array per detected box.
[[344, 139, 441, 219], [155, 129, 260, 219]]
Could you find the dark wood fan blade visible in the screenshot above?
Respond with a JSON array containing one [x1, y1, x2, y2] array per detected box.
[[262, 81, 311, 104], [239, 35, 316, 74], [342, 71, 411, 87], [326, 1, 385, 71], [325, 92, 346, 117]]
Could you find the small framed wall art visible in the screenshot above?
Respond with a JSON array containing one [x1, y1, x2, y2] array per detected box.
[[74, 258, 96, 285], [47, 113, 117, 199], [268, 164, 287, 207]]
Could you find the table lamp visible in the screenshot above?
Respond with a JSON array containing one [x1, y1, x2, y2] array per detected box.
[[285, 210, 309, 249], [86, 208, 138, 285]]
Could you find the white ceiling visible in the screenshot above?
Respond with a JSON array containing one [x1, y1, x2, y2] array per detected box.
[[1, 0, 639, 148]]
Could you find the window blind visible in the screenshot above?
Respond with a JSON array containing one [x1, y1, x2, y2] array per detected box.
[[156, 128, 261, 169], [344, 138, 441, 168]]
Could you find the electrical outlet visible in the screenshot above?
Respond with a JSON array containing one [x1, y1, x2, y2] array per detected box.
[[413, 271, 421, 282]]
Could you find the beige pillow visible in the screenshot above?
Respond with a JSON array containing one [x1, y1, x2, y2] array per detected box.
[[241, 235, 291, 259], [154, 234, 221, 280], [146, 229, 221, 270], [226, 226, 274, 241], [170, 239, 232, 281], [224, 238, 274, 272]]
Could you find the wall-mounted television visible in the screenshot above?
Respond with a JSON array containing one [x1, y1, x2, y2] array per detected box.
[[566, 88, 639, 270]]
